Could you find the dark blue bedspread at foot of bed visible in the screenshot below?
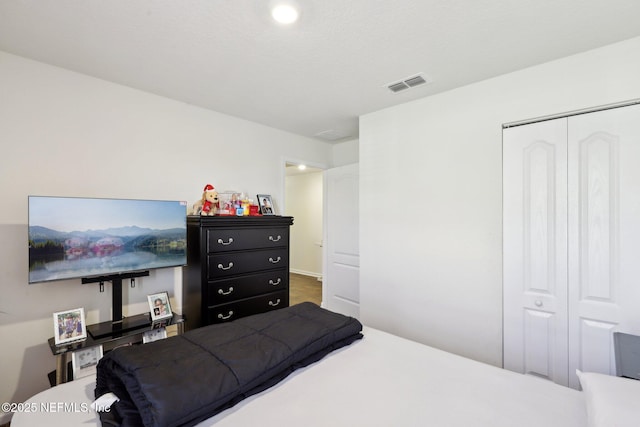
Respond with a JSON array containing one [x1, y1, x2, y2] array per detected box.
[[95, 302, 363, 427]]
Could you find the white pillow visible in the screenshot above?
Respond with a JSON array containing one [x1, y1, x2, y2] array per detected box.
[[576, 369, 640, 427]]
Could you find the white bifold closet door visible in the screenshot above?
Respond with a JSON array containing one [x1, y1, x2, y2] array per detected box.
[[503, 104, 640, 389], [503, 118, 569, 386]]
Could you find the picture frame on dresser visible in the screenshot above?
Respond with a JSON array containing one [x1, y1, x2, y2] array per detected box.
[[53, 307, 87, 345], [257, 194, 274, 215], [148, 292, 172, 321]]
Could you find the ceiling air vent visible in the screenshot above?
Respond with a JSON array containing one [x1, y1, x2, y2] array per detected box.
[[388, 81, 410, 93], [404, 75, 427, 87], [314, 129, 350, 142], [386, 73, 432, 93]]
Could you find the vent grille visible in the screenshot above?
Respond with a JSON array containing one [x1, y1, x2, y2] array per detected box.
[[388, 82, 410, 93], [404, 75, 427, 87], [386, 73, 432, 93]]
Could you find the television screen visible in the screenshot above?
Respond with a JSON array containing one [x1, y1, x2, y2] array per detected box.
[[28, 196, 187, 284]]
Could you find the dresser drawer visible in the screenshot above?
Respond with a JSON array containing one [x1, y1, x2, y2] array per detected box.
[[207, 270, 288, 305], [206, 227, 289, 253], [207, 248, 288, 279], [206, 290, 289, 324]]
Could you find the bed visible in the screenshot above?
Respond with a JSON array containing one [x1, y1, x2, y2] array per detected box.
[[11, 303, 639, 427]]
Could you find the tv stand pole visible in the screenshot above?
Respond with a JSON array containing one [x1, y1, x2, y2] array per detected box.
[[82, 271, 150, 335], [112, 277, 124, 325]]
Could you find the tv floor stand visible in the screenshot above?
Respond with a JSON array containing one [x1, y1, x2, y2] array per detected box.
[[48, 312, 185, 385], [46, 271, 185, 385], [82, 270, 150, 335]]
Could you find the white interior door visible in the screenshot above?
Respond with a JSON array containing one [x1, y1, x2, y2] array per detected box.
[[503, 118, 569, 385], [323, 163, 359, 318], [567, 104, 640, 388]]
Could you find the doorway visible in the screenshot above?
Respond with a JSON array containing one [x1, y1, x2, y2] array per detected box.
[[284, 161, 324, 305]]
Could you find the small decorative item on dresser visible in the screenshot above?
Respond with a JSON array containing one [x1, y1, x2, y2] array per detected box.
[[191, 184, 219, 216], [249, 204, 260, 216], [257, 194, 275, 215], [71, 345, 103, 380], [148, 291, 173, 321]]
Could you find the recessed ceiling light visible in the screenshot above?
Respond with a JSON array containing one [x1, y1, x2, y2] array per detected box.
[[271, 4, 299, 24], [298, 164, 307, 171]]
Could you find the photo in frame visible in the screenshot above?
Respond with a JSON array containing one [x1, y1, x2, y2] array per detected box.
[[53, 307, 87, 345], [257, 194, 275, 215], [72, 345, 103, 380], [148, 291, 172, 321], [143, 327, 168, 344]]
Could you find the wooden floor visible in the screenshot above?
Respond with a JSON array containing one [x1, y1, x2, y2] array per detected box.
[[289, 272, 322, 306]]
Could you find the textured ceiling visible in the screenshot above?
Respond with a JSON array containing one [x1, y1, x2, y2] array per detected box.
[[1, 0, 640, 142]]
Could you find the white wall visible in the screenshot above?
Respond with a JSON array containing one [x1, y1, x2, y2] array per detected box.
[[0, 51, 332, 422], [285, 171, 323, 277], [332, 138, 359, 167], [360, 36, 640, 367]]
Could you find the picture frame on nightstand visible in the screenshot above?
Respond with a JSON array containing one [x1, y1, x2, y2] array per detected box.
[[143, 327, 168, 344], [148, 291, 173, 321], [53, 307, 87, 345], [71, 345, 103, 380]]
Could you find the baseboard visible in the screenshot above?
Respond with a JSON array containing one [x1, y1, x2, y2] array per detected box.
[[290, 269, 322, 281]]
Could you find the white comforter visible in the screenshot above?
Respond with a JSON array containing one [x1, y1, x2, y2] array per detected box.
[[12, 327, 586, 427]]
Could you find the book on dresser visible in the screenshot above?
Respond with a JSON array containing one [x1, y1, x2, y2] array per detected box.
[[182, 215, 294, 330]]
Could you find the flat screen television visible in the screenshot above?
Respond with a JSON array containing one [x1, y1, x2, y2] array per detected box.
[[28, 196, 187, 284]]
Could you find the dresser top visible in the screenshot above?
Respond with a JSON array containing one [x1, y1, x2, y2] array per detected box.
[[187, 215, 294, 227]]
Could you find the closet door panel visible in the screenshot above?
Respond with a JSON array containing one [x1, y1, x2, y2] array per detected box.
[[523, 309, 556, 379], [568, 104, 640, 388], [503, 118, 568, 385]]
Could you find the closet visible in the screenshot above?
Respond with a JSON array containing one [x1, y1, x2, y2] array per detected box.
[[503, 103, 640, 389]]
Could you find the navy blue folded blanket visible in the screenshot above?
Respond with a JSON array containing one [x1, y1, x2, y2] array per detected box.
[[95, 302, 363, 427]]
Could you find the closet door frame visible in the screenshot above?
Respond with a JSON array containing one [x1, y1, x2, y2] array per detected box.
[[504, 102, 640, 389]]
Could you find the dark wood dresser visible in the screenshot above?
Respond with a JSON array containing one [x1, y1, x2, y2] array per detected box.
[[182, 215, 294, 330]]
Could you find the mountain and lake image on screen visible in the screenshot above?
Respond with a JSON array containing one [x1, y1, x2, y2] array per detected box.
[[28, 196, 187, 283]]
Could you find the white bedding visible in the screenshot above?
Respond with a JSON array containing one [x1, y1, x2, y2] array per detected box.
[[11, 327, 587, 427]]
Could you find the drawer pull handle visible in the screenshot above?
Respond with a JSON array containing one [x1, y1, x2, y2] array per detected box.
[[218, 287, 234, 295], [269, 257, 281, 264], [269, 235, 282, 242], [217, 262, 234, 270], [269, 299, 281, 307], [269, 278, 282, 286], [217, 311, 234, 320], [217, 237, 234, 246]]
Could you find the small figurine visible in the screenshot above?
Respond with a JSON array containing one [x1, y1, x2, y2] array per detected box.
[[192, 184, 219, 216]]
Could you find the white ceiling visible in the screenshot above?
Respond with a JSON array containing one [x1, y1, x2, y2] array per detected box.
[[2, 0, 640, 142]]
